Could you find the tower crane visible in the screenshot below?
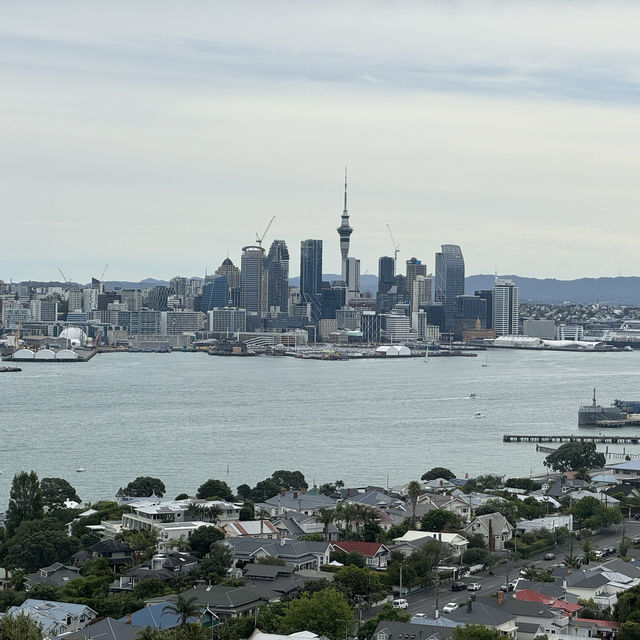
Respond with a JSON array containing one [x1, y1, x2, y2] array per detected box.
[[58, 267, 72, 288], [256, 216, 275, 249], [386, 224, 400, 271], [100, 264, 109, 282]]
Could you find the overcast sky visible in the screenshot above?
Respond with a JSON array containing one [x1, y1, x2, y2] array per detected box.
[[2, 1, 640, 282]]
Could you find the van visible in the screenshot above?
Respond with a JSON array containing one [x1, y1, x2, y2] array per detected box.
[[393, 599, 409, 610]]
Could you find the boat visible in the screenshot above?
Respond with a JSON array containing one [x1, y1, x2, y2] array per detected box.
[[467, 393, 477, 399], [474, 412, 485, 418], [0, 366, 21, 372], [578, 389, 640, 427], [76, 467, 86, 473], [481, 351, 489, 367]]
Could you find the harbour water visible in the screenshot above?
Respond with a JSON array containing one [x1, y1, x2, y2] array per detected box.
[[2, 349, 640, 505]]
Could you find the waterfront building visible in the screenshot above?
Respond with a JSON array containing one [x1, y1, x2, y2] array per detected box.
[[148, 286, 169, 311], [336, 169, 353, 281], [336, 308, 361, 330], [492, 278, 519, 336], [3, 307, 30, 329], [240, 246, 267, 318], [454, 295, 487, 338], [435, 244, 465, 332], [361, 311, 382, 343], [318, 318, 338, 341], [381, 313, 413, 343], [215, 258, 241, 307], [557, 324, 584, 341], [522, 319, 556, 339], [117, 310, 162, 335], [163, 311, 204, 334], [411, 274, 432, 316], [300, 239, 323, 323], [264, 239, 290, 313], [208, 308, 247, 333], [201, 275, 228, 312]]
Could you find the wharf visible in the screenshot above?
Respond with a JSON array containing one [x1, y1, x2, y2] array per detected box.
[[504, 433, 640, 444], [2, 350, 97, 363]]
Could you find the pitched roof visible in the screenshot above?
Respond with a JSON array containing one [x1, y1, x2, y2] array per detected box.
[[88, 539, 133, 554], [565, 570, 610, 589], [443, 601, 514, 627], [57, 617, 143, 640], [331, 541, 387, 557], [373, 620, 453, 640], [516, 580, 566, 599]]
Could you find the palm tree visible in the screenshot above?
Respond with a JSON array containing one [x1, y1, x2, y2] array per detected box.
[[204, 504, 223, 524], [135, 627, 162, 640], [162, 595, 201, 627], [407, 480, 422, 528], [186, 502, 201, 520], [316, 507, 336, 540]]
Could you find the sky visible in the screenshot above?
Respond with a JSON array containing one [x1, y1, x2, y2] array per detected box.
[[2, 1, 640, 282]]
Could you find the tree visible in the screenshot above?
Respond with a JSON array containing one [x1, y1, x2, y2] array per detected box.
[[421, 509, 463, 532], [236, 484, 251, 500], [163, 595, 201, 626], [544, 442, 606, 472], [357, 603, 409, 640], [333, 565, 383, 604], [331, 549, 365, 568], [196, 542, 233, 581], [619, 622, 640, 640], [279, 588, 353, 640], [615, 583, 640, 623], [196, 479, 234, 501], [125, 476, 166, 497], [462, 548, 489, 566], [475, 499, 519, 526], [316, 508, 336, 540], [505, 478, 541, 491], [421, 467, 456, 482], [40, 477, 81, 509], [133, 578, 170, 600], [4, 528, 81, 572], [0, 612, 44, 639], [5, 471, 44, 536], [452, 625, 505, 640], [189, 525, 224, 556], [271, 470, 307, 490], [118, 528, 159, 560], [406, 481, 422, 527], [571, 496, 622, 530]]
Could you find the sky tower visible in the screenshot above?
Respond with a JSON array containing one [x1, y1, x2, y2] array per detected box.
[[336, 167, 353, 281]]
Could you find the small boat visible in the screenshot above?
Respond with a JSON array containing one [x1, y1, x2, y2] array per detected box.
[[0, 366, 22, 372], [76, 467, 86, 473], [481, 351, 489, 368], [473, 412, 485, 419], [467, 393, 477, 399]]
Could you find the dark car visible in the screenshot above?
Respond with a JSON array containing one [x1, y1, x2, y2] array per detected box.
[[451, 581, 468, 591]]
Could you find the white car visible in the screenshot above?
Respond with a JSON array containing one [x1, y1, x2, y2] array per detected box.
[[442, 602, 459, 614], [392, 599, 409, 610], [467, 583, 481, 591]]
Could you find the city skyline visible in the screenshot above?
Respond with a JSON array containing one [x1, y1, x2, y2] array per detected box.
[[3, 2, 640, 281]]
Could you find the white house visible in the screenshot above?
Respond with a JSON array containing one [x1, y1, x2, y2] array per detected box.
[[463, 512, 514, 551]]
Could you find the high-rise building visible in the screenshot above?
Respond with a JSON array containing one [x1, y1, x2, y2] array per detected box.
[[321, 282, 345, 320], [435, 244, 465, 332], [300, 239, 323, 324], [67, 289, 83, 312], [169, 276, 188, 299], [406, 257, 427, 309], [240, 246, 267, 317], [378, 257, 395, 295], [201, 275, 228, 312], [345, 256, 360, 301], [216, 258, 241, 307], [148, 286, 169, 311], [411, 274, 432, 315], [264, 239, 290, 312], [492, 278, 519, 336], [474, 290, 493, 330], [336, 169, 353, 281]]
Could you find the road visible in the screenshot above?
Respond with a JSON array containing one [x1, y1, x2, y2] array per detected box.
[[364, 519, 640, 621]]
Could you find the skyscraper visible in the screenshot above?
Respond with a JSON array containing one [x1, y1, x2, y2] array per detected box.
[[435, 244, 465, 332], [240, 246, 267, 317], [264, 239, 290, 313], [378, 256, 395, 295], [345, 256, 360, 302], [492, 278, 519, 335], [300, 239, 323, 323], [336, 168, 353, 281], [215, 258, 241, 307], [201, 275, 228, 312], [406, 257, 428, 313]]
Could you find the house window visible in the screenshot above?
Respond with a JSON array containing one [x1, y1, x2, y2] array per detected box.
[[376, 634, 387, 640]]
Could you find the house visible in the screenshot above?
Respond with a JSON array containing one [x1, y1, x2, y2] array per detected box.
[[4, 600, 97, 636], [258, 489, 337, 517], [428, 493, 474, 523], [516, 580, 567, 600], [171, 583, 273, 620], [391, 531, 468, 557], [546, 477, 590, 498], [271, 510, 339, 541], [606, 459, 640, 483], [373, 620, 454, 640], [119, 601, 214, 630], [563, 570, 620, 607], [515, 589, 583, 617], [570, 490, 620, 506], [222, 537, 331, 570], [222, 520, 279, 539], [515, 514, 573, 536], [441, 599, 517, 637], [248, 631, 329, 640], [85, 539, 133, 568], [114, 551, 198, 591], [330, 541, 390, 569], [243, 563, 330, 597], [54, 617, 143, 639], [25, 563, 81, 590], [571, 618, 619, 640], [463, 512, 514, 551]]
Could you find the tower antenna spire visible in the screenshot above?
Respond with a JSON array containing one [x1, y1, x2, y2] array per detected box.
[[343, 166, 348, 213]]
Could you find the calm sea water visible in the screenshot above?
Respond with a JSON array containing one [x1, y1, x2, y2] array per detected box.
[[2, 349, 640, 506]]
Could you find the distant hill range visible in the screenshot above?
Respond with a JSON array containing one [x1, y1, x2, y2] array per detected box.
[[20, 274, 640, 305]]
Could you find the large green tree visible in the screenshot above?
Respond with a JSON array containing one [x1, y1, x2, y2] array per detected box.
[[196, 479, 234, 501], [420, 509, 463, 532], [333, 565, 384, 604], [279, 588, 353, 640], [452, 625, 505, 640], [421, 467, 456, 481], [0, 612, 44, 640], [5, 471, 44, 536], [188, 526, 224, 556], [40, 477, 81, 509], [357, 603, 409, 640], [4, 528, 81, 571], [125, 476, 166, 497], [571, 496, 622, 530], [615, 583, 640, 623], [544, 442, 606, 472]]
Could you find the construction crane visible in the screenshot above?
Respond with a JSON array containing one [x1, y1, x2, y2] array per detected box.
[[256, 216, 275, 249], [387, 224, 400, 271], [58, 267, 72, 289], [100, 264, 109, 282]]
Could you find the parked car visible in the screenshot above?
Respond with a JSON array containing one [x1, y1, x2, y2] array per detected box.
[[594, 550, 604, 559], [544, 552, 555, 560], [500, 583, 515, 592], [442, 602, 459, 614], [632, 536, 640, 545], [451, 581, 467, 591], [392, 599, 408, 610], [413, 613, 428, 619], [467, 583, 482, 591], [605, 546, 616, 555]]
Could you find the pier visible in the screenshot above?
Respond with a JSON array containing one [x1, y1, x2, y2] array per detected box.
[[504, 434, 640, 444], [535, 443, 640, 459]]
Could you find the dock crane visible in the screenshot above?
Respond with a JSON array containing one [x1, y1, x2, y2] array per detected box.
[[387, 224, 400, 272], [256, 216, 275, 249]]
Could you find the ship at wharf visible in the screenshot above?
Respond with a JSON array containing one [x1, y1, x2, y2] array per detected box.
[[504, 434, 640, 444]]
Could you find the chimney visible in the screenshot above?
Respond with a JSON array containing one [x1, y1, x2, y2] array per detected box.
[[465, 473, 469, 479], [440, 480, 443, 487], [125, 614, 132, 625], [466, 598, 472, 613], [293, 492, 298, 499], [497, 590, 503, 605], [347, 488, 351, 497], [301, 487, 307, 494], [280, 488, 285, 496]]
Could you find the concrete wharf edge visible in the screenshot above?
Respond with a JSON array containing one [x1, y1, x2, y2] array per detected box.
[[504, 434, 640, 444]]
